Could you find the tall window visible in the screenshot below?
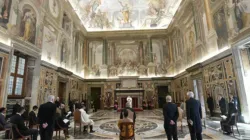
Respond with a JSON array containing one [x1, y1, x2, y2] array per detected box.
[[8, 55, 27, 97]]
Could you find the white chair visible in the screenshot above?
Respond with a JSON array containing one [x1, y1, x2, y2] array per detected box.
[[177, 107, 184, 132]]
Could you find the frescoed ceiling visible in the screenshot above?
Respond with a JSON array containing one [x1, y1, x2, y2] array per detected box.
[[69, 0, 182, 32]]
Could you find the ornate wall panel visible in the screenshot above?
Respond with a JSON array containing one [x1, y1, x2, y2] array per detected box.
[[173, 76, 190, 103], [38, 66, 58, 105], [0, 51, 9, 106], [203, 55, 238, 112]]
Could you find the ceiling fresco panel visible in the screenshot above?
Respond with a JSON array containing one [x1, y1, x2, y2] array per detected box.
[[69, 0, 182, 31]]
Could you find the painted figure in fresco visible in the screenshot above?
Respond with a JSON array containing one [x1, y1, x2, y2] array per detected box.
[[106, 92, 112, 108], [20, 9, 36, 44], [213, 8, 229, 49], [119, 0, 130, 24], [53, 0, 57, 13], [189, 31, 195, 62], [0, 0, 9, 20], [144, 0, 166, 27], [61, 40, 67, 63], [89, 0, 101, 17], [234, 0, 250, 30]]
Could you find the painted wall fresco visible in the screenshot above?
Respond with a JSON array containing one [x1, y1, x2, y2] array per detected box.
[[0, 0, 12, 29], [213, 8, 229, 49], [69, 0, 182, 31], [19, 6, 37, 44], [232, 0, 250, 31], [87, 39, 169, 78], [173, 76, 190, 103], [42, 25, 57, 63], [0, 52, 9, 106]]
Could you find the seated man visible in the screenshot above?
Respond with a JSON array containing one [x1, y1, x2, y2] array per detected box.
[[29, 106, 38, 129], [0, 107, 11, 129], [118, 109, 134, 138], [79, 105, 95, 133], [55, 103, 70, 138], [10, 107, 38, 140], [0, 107, 11, 139], [220, 97, 237, 135], [120, 102, 136, 123]]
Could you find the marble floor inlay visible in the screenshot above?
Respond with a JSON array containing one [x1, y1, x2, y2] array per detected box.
[[71, 110, 236, 140], [0, 110, 239, 140]]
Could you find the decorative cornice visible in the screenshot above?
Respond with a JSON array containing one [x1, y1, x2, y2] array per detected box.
[[41, 60, 58, 70], [186, 63, 203, 73], [11, 38, 41, 59], [86, 29, 168, 38], [57, 67, 73, 76], [151, 77, 174, 80]]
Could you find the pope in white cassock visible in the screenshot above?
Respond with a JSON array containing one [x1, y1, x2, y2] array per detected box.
[[79, 105, 95, 133]]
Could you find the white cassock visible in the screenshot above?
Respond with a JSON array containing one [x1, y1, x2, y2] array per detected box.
[[79, 108, 94, 125]]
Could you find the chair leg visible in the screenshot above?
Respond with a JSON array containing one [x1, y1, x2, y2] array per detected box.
[[181, 123, 183, 132], [74, 124, 75, 136], [59, 130, 60, 138], [236, 124, 240, 136], [80, 124, 81, 134], [232, 126, 235, 137]]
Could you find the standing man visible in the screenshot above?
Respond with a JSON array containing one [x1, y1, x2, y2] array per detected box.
[[38, 95, 57, 140], [218, 95, 227, 115], [12, 101, 21, 116], [163, 95, 179, 140], [55, 97, 61, 108], [207, 94, 214, 117], [186, 91, 203, 140], [29, 106, 38, 128]]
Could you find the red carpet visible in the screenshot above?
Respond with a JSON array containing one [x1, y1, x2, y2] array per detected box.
[[117, 108, 143, 112]]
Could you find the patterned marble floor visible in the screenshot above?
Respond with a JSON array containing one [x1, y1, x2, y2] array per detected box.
[[206, 117, 250, 140], [63, 110, 236, 140], [0, 110, 238, 140]]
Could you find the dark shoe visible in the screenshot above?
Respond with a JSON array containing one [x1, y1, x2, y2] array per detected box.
[[90, 130, 95, 133]]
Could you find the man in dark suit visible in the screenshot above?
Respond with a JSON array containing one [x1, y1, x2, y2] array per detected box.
[[10, 107, 38, 140], [220, 96, 237, 135], [0, 107, 11, 129], [38, 95, 57, 140], [207, 94, 214, 117], [163, 95, 179, 140], [0, 107, 11, 139], [55, 97, 61, 108], [218, 95, 227, 115], [12, 101, 21, 116], [120, 102, 136, 123], [29, 106, 38, 128], [186, 91, 203, 140]]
